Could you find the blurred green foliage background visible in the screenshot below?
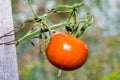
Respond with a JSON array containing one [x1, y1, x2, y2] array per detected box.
[[12, 0, 120, 80]]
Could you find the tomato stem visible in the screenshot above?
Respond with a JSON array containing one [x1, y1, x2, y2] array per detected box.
[[50, 2, 84, 13], [16, 24, 41, 46], [58, 69, 62, 78], [16, 19, 87, 46], [51, 19, 87, 30], [28, 0, 37, 17], [16, 2, 93, 46], [76, 14, 94, 37]]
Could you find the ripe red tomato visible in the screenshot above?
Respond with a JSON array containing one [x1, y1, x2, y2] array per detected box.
[[46, 32, 88, 71]]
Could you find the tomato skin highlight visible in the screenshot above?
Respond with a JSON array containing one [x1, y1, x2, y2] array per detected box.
[[46, 32, 88, 71]]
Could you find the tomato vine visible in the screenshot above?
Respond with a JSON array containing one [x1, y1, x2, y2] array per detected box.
[[16, 0, 93, 46]]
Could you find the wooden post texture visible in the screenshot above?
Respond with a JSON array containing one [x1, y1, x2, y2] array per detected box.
[[0, 0, 19, 80]]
